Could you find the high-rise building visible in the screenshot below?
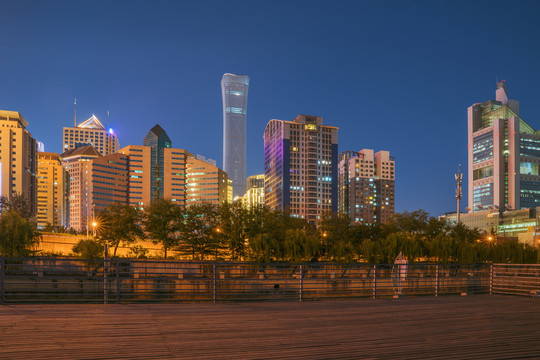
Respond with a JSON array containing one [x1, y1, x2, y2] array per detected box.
[[37, 152, 69, 229], [263, 114, 338, 222], [338, 149, 395, 224], [62, 115, 119, 156], [144, 124, 172, 201], [186, 156, 230, 206], [241, 174, 264, 208], [163, 147, 191, 206], [222, 73, 249, 199], [0, 110, 38, 215], [468, 81, 540, 212], [119, 145, 152, 210], [60, 145, 128, 231]]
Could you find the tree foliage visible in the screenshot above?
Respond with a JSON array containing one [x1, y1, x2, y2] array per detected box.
[[0, 210, 40, 257], [98, 202, 143, 256]]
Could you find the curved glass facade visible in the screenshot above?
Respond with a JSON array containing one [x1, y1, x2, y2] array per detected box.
[[222, 73, 249, 199]]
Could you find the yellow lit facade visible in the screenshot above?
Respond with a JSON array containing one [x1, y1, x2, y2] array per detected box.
[[187, 156, 230, 206], [242, 174, 264, 208], [37, 152, 69, 229], [0, 110, 37, 214], [63, 115, 119, 156]]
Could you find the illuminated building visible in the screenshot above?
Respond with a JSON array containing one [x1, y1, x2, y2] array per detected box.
[[61, 145, 128, 231], [119, 145, 152, 210], [37, 152, 69, 229], [0, 110, 37, 215], [62, 115, 119, 156], [144, 124, 172, 201], [338, 149, 395, 224], [187, 155, 230, 206], [264, 114, 338, 222], [222, 73, 249, 199], [241, 174, 264, 208], [121, 126, 191, 208], [468, 81, 540, 212]]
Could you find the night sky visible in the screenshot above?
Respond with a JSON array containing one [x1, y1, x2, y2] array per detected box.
[[1, 0, 540, 216]]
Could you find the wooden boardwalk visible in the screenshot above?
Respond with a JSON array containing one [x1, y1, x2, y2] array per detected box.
[[0, 295, 538, 359]]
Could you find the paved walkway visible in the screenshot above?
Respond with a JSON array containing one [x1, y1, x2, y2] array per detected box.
[[0, 295, 538, 359]]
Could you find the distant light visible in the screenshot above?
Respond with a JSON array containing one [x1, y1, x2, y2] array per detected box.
[[109, 128, 114, 134]]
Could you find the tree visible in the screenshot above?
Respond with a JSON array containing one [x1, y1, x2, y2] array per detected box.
[[319, 212, 354, 262], [72, 239, 103, 259], [143, 199, 182, 259], [176, 203, 220, 260], [0, 193, 34, 220], [0, 210, 40, 257], [98, 202, 143, 256]]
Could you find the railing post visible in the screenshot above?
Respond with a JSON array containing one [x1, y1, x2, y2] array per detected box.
[[299, 264, 304, 302], [0, 257, 5, 305], [213, 263, 217, 304], [116, 260, 120, 304], [435, 264, 439, 297], [372, 264, 377, 299], [490, 263, 493, 295]]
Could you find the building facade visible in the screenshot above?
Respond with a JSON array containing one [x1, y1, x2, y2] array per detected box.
[[186, 156, 230, 206], [241, 174, 264, 208], [63, 115, 119, 156], [163, 148, 191, 206], [119, 145, 152, 210], [37, 152, 69, 229], [143, 124, 172, 201], [0, 110, 38, 215], [222, 73, 249, 199], [338, 149, 395, 224], [468, 81, 540, 212], [264, 114, 338, 222]]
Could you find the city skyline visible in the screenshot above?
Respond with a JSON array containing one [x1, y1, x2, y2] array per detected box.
[[1, 1, 540, 216]]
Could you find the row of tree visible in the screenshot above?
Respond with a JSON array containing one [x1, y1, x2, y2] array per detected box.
[[89, 201, 538, 263], [0, 194, 538, 263]]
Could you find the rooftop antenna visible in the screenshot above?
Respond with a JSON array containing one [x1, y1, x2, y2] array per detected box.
[[107, 110, 110, 128], [74, 98, 77, 127]]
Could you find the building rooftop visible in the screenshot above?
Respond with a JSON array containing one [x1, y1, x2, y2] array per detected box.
[[60, 145, 102, 160]]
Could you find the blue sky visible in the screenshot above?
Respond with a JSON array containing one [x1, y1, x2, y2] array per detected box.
[[1, 0, 540, 216]]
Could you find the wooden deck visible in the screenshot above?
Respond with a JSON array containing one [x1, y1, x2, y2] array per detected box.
[[0, 295, 538, 359]]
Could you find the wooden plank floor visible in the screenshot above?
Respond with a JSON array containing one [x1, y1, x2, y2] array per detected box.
[[0, 295, 538, 359]]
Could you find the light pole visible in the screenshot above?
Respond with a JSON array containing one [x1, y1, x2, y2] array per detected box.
[[455, 164, 463, 223]]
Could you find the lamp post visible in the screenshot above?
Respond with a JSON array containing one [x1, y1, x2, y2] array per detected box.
[[455, 164, 463, 223]]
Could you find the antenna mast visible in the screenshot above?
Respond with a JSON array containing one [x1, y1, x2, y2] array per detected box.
[[74, 98, 77, 127], [107, 110, 110, 128], [455, 164, 463, 223]]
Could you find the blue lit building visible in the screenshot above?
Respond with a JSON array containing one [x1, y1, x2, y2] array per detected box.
[[468, 81, 540, 212], [221, 73, 249, 199]]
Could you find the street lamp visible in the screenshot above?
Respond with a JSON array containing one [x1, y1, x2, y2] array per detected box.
[[92, 221, 97, 237]]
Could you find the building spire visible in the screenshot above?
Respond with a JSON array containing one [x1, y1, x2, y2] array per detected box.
[[74, 98, 77, 126]]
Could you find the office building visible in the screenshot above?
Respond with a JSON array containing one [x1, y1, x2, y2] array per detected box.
[[338, 149, 395, 224], [222, 73, 249, 199], [61, 145, 128, 232], [241, 174, 264, 208], [468, 81, 540, 212], [143, 124, 172, 201], [263, 114, 338, 222], [36, 152, 69, 229], [0, 110, 38, 215], [186, 156, 230, 206], [63, 115, 119, 156], [119, 145, 152, 210], [163, 147, 191, 206]]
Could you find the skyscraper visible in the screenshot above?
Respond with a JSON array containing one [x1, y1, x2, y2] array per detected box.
[[468, 81, 540, 212], [338, 149, 395, 224], [62, 115, 119, 156], [264, 114, 338, 222], [222, 73, 249, 199], [0, 110, 38, 215], [143, 124, 172, 201]]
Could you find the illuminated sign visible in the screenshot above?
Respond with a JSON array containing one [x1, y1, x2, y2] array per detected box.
[[305, 124, 317, 131]]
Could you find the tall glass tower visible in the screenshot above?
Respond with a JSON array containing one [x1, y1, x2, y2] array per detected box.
[[144, 124, 172, 201], [222, 73, 249, 199]]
